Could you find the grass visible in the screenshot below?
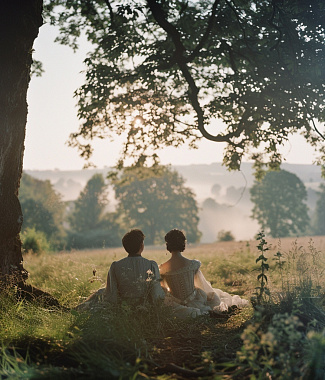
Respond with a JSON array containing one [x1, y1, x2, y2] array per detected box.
[[0, 235, 324, 379]]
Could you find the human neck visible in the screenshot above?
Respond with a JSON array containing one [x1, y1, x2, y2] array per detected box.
[[128, 244, 144, 257], [171, 251, 182, 258], [128, 253, 142, 257]]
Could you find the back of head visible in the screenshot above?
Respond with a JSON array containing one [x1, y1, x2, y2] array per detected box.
[[165, 229, 186, 252], [122, 229, 145, 255]]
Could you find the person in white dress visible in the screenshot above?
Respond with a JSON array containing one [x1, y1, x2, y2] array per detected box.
[[76, 229, 165, 310], [159, 229, 249, 318]]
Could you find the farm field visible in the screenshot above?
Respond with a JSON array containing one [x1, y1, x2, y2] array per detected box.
[[1, 235, 324, 379]]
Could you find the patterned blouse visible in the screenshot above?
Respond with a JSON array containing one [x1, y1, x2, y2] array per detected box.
[[106, 256, 165, 303]]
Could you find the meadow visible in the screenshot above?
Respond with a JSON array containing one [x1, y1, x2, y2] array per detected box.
[[1, 235, 324, 379]]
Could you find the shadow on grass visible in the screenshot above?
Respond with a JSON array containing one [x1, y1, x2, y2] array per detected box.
[[0, 296, 254, 379]]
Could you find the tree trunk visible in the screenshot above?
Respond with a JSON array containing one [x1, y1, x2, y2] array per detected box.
[[0, 1, 43, 284]]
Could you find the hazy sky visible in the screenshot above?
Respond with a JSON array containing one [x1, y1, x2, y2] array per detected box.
[[24, 23, 320, 171]]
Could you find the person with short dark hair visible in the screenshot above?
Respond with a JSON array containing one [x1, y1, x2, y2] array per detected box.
[[105, 229, 165, 304], [159, 229, 249, 318], [76, 229, 164, 311], [121, 229, 145, 255]]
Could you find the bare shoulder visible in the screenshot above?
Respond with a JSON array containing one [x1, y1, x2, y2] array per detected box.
[[159, 260, 170, 274]]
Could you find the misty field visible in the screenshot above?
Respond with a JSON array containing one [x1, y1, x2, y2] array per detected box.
[[1, 236, 325, 379]]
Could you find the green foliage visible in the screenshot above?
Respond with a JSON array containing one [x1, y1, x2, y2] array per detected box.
[[30, 58, 44, 77], [237, 234, 325, 379], [217, 230, 235, 242], [250, 170, 310, 238], [276, 239, 324, 302], [0, 283, 222, 379], [68, 173, 108, 232], [112, 166, 201, 244], [311, 183, 325, 236], [305, 330, 325, 380], [67, 174, 121, 249], [21, 198, 57, 238], [1, 237, 324, 378], [238, 311, 305, 379], [45, 0, 325, 170], [66, 221, 121, 250], [21, 227, 51, 254], [19, 173, 65, 247], [252, 231, 270, 306]]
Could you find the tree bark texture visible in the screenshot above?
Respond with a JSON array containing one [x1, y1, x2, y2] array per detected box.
[[0, 1, 43, 283]]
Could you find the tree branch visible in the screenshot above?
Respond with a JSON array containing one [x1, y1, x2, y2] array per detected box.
[[268, 0, 283, 51], [225, 0, 248, 47], [104, 0, 114, 23], [146, 0, 232, 143], [186, 0, 221, 62]]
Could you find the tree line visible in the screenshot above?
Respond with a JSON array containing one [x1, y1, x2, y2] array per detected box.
[[20, 166, 202, 252], [20, 167, 325, 253], [205, 169, 325, 240]]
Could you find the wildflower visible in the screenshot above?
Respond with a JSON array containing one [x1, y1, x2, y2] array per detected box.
[[146, 269, 154, 282]]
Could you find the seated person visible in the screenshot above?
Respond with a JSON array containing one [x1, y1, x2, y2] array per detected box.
[[105, 229, 165, 304], [76, 229, 164, 310], [159, 229, 249, 318]]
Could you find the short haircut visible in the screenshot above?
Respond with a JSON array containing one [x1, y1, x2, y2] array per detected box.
[[122, 229, 145, 255], [165, 229, 186, 253]]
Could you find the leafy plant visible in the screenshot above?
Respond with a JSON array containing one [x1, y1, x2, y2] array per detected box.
[[237, 234, 325, 380], [21, 228, 50, 254], [305, 330, 325, 380], [279, 239, 324, 302], [252, 231, 270, 306], [238, 311, 305, 380], [19, 173, 65, 249]]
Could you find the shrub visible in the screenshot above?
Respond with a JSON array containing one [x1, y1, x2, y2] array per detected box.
[[236, 234, 325, 379], [217, 230, 235, 242], [66, 228, 121, 250], [238, 311, 305, 379], [21, 228, 50, 254]]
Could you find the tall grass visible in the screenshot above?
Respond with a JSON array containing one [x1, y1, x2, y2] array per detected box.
[[0, 236, 324, 378], [236, 236, 325, 380]]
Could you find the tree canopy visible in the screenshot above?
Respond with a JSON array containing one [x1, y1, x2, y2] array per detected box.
[[250, 169, 310, 237], [45, 0, 325, 170], [67, 173, 121, 249], [112, 166, 201, 244], [68, 173, 108, 232], [19, 173, 64, 245]]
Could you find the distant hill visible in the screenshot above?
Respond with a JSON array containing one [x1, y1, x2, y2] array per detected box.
[[25, 162, 323, 202], [175, 162, 322, 201]]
